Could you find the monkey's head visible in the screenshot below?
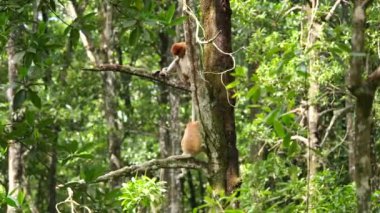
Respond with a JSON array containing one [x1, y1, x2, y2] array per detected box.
[[171, 42, 187, 58]]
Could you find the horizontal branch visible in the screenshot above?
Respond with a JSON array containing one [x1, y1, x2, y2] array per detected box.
[[291, 135, 308, 145], [95, 155, 208, 182], [57, 155, 208, 189], [82, 64, 190, 92]]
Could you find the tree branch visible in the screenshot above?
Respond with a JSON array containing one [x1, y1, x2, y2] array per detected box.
[[291, 135, 308, 146], [320, 105, 353, 146], [96, 155, 208, 182], [325, 0, 342, 21], [57, 155, 207, 188], [82, 64, 190, 92]]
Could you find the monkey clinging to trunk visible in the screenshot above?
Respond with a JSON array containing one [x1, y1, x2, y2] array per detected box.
[[181, 121, 202, 156]]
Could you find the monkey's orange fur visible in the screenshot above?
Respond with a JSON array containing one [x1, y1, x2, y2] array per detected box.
[[181, 121, 202, 156], [171, 42, 187, 58]]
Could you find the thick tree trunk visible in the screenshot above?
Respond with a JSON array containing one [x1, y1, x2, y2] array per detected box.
[[347, 1, 377, 212], [353, 96, 373, 212], [6, 28, 23, 213], [196, 0, 240, 194]]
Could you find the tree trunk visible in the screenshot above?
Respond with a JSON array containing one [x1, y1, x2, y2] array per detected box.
[[68, 0, 123, 186], [100, 0, 123, 186], [195, 0, 240, 194], [47, 136, 57, 213], [187, 171, 197, 209], [304, 3, 323, 209], [6, 27, 23, 213], [347, 1, 377, 212], [346, 98, 355, 181], [158, 31, 183, 213]]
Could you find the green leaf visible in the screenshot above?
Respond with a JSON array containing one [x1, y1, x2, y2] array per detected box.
[[129, 28, 140, 46], [264, 109, 279, 125], [0, 184, 5, 198], [273, 120, 285, 138], [81, 12, 96, 20], [70, 29, 79, 48], [13, 89, 27, 110], [28, 90, 42, 108], [49, 0, 56, 12], [288, 140, 300, 156], [17, 191, 25, 205], [25, 110, 35, 125], [135, 0, 144, 10], [19, 67, 28, 78], [166, 4, 175, 23], [169, 17, 186, 27], [63, 26, 71, 36], [226, 80, 239, 89], [123, 20, 137, 28], [247, 85, 261, 103], [27, 47, 36, 54], [5, 196, 18, 207], [75, 152, 93, 159], [23, 52, 34, 68]]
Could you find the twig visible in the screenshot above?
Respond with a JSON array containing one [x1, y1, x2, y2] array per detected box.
[[318, 108, 335, 117], [283, 5, 303, 17], [325, 131, 348, 156], [82, 64, 190, 92], [56, 188, 92, 213], [320, 105, 353, 146], [325, 0, 342, 21], [291, 135, 309, 146]]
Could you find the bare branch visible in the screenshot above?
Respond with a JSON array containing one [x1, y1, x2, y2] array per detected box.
[[96, 155, 208, 182], [57, 155, 207, 189], [318, 108, 335, 117], [291, 135, 308, 146], [320, 105, 353, 146], [283, 6, 303, 17], [325, 0, 342, 21], [82, 64, 190, 92], [66, 1, 97, 64]]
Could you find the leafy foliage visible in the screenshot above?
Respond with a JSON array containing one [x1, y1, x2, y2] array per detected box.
[[119, 176, 166, 212]]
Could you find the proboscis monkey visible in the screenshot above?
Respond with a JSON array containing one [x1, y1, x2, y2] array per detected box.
[[158, 42, 190, 84], [181, 121, 202, 156]]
